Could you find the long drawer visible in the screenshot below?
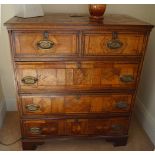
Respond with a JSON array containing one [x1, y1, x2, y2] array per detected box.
[[22, 117, 129, 138], [20, 94, 133, 116], [16, 61, 139, 92]]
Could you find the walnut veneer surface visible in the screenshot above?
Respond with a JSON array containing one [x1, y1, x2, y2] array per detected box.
[[4, 14, 153, 150]]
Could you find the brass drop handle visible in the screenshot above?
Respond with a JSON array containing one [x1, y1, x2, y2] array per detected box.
[[37, 40, 54, 49], [120, 75, 134, 83], [21, 76, 38, 84], [36, 31, 55, 49], [116, 102, 128, 109], [30, 127, 41, 134], [25, 104, 40, 111], [107, 32, 123, 49]]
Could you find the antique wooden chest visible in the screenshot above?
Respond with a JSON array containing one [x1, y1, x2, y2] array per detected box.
[[5, 14, 153, 150]]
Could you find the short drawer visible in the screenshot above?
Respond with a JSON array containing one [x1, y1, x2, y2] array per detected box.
[[22, 119, 65, 138], [13, 31, 78, 57], [22, 118, 129, 138], [16, 61, 139, 92], [84, 32, 144, 56], [20, 94, 133, 115]]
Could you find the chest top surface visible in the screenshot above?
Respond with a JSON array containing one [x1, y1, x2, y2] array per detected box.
[[4, 13, 153, 31]]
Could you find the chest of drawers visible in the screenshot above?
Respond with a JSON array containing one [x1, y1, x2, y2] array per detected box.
[[5, 14, 153, 150]]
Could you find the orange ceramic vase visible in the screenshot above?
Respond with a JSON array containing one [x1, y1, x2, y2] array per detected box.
[[89, 4, 106, 20]]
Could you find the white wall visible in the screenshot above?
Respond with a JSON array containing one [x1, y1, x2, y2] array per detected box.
[[1, 4, 155, 144], [0, 4, 6, 128], [42, 4, 88, 14], [0, 5, 16, 111], [0, 77, 6, 128]]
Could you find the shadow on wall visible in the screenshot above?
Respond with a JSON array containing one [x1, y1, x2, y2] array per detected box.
[[137, 28, 155, 111], [0, 76, 6, 128], [0, 4, 17, 111], [135, 23, 155, 145]]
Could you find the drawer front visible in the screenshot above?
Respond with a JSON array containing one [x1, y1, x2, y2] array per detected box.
[[87, 118, 129, 135], [20, 94, 132, 115], [84, 33, 144, 56], [22, 120, 65, 137], [14, 31, 78, 57], [22, 118, 129, 137], [16, 61, 139, 92]]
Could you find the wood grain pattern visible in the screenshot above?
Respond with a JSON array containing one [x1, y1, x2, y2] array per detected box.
[[16, 61, 139, 92], [5, 13, 153, 149], [14, 31, 78, 56], [4, 14, 153, 31], [22, 117, 129, 138], [88, 118, 129, 135], [20, 94, 132, 115], [22, 119, 65, 137], [84, 33, 144, 55]]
